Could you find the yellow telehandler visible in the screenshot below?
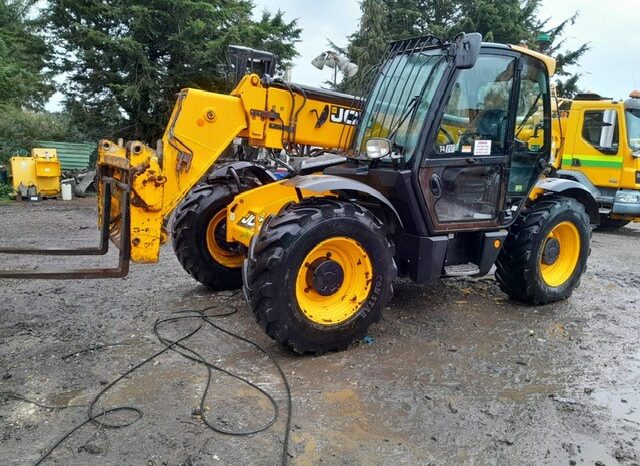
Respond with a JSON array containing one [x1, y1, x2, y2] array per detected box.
[[0, 34, 599, 353]]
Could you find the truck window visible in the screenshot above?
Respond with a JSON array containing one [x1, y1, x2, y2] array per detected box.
[[625, 108, 640, 151], [581, 110, 619, 154]]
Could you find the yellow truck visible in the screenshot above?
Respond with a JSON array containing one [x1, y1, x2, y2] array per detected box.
[[554, 90, 640, 228]]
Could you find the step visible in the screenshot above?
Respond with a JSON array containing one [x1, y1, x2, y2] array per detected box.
[[444, 262, 480, 277]]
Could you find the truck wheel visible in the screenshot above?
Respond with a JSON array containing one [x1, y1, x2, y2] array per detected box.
[[172, 177, 257, 290], [596, 215, 630, 230], [495, 196, 590, 304], [244, 199, 396, 354]]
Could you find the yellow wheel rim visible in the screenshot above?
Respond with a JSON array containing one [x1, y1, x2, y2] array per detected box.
[[205, 209, 244, 268], [540, 221, 581, 287], [295, 237, 373, 326]]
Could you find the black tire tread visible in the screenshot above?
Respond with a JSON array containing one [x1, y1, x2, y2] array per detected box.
[[172, 177, 256, 290], [495, 196, 591, 304], [596, 215, 630, 230], [244, 198, 396, 354]]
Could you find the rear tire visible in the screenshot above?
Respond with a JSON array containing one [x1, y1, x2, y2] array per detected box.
[[244, 199, 396, 354], [495, 196, 591, 304], [172, 177, 257, 291], [596, 215, 630, 230]]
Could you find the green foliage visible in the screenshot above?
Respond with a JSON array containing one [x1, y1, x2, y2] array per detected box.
[[0, 182, 13, 199], [343, 0, 388, 94], [45, 0, 301, 143], [0, 0, 53, 109], [0, 104, 82, 164], [343, 0, 588, 96]]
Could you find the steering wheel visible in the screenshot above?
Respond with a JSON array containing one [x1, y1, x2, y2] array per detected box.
[[439, 127, 455, 144], [458, 131, 485, 146]]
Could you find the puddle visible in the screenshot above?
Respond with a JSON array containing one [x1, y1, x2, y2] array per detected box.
[[590, 389, 640, 423], [498, 383, 558, 402], [572, 439, 620, 464], [47, 389, 86, 407]]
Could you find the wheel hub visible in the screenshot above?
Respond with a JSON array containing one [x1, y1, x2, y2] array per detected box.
[[309, 259, 344, 296], [542, 238, 560, 265], [205, 209, 245, 268], [213, 218, 237, 253]]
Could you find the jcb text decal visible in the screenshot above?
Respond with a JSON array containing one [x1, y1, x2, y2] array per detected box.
[[238, 212, 257, 229], [330, 106, 360, 126]]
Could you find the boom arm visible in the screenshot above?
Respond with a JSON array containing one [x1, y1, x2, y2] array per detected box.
[[97, 74, 359, 264]]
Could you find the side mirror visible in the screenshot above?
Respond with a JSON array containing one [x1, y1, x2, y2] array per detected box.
[[599, 109, 618, 153], [452, 32, 482, 70]]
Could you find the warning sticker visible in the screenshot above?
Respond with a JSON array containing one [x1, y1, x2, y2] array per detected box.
[[473, 139, 492, 156], [461, 145, 472, 153]]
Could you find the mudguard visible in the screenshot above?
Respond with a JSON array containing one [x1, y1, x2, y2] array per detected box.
[[555, 169, 600, 197], [209, 161, 277, 184], [282, 174, 403, 228], [535, 177, 600, 224]]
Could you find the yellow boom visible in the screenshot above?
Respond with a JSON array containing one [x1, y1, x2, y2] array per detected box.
[[97, 74, 358, 263]]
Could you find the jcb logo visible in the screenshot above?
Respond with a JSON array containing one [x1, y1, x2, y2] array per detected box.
[[330, 106, 359, 126], [238, 212, 257, 228]]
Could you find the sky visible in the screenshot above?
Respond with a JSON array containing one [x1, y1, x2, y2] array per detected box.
[[45, 0, 639, 111], [252, 0, 640, 100]]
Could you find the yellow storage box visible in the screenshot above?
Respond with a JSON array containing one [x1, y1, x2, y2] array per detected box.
[[10, 148, 62, 197]]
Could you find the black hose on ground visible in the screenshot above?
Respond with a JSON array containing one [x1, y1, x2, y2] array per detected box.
[[5, 298, 292, 465]]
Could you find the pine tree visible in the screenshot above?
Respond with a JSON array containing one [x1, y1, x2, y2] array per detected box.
[[0, 0, 52, 108], [343, 0, 389, 94], [342, 0, 588, 97], [45, 0, 301, 143]]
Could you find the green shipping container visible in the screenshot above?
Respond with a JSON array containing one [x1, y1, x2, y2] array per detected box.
[[35, 141, 97, 170]]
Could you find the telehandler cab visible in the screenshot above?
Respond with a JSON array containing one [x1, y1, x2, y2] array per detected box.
[[0, 34, 598, 354]]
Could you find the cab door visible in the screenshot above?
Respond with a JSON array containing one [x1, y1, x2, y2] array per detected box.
[[419, 53, 516, 231], [418, 52, 551, 232], [565, 106, 622, 188]]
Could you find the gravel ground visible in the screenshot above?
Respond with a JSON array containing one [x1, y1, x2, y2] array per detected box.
[[1, 197, 639, 465]]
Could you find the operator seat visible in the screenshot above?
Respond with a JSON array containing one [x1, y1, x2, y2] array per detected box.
[[474, 108, 507, 150]]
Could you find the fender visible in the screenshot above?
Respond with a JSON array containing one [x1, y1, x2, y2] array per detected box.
[[534, 177, 600, 224], [226, 174, 404, 247], [556, 169, 600, 197], [209, 161, 277, 184], [282, 174, 404, 228]]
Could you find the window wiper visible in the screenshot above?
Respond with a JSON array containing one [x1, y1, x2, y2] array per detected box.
[[386, 55, 446, 142], [516, 92, 542, 137], [387, 95, 421, 140]]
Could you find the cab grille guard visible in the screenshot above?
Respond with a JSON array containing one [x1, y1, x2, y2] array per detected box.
[[0, 168, 131, 279]]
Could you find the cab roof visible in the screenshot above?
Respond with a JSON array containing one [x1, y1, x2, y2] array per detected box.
[[480, 42, 557, 76]]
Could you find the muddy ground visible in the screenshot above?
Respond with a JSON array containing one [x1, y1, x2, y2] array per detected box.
[[0, 197, 639, 465]]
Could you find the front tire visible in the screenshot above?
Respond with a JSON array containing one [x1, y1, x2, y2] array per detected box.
[[495, 196, 591, 304], [172, 177, 257, 291], [596, 215, 630, 230], [244, 199, 396, 354]]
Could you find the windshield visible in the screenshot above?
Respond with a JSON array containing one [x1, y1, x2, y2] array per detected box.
[[353, 49, 447, 162], [626, 108, 640, 150]]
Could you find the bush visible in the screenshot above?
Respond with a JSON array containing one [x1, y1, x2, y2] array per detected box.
[[0, 105, 85, 165], [0, 182, 13, 199]]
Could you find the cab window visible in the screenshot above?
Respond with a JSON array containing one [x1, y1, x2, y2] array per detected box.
[[626, 108, 640, 151], [582, 109, 619, 154], [514, 62, 547, 152], [509, 58, 550, 196], [434, 55, 515, 157]]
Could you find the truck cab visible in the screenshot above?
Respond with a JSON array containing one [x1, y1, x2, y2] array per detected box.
[[556, 91, 640, 227]]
